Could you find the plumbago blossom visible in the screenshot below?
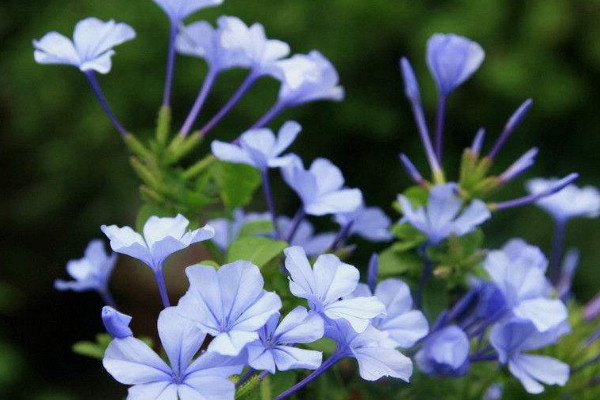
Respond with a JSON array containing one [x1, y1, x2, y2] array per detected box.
[[212, 121, 301, 171], [33, 18, 136, 74], [334, 205, 393, 242], [527, 179, 600, 222], [416, 326, 470, 377], [152, 0, 224, 23], [283, 156, 363, 216], [55, 240, 117, 306], [103, 307, 244, 399], [398, 183, 491, 245], [175, 261, 282, 356]]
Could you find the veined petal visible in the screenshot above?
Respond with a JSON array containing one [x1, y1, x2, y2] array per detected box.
[[185, 351, 245, 379], [178, 376, 235, 400], [272, 346, 323, 371], [157, 308, 205, 376], [103, 337, 171, 385], [309, 158, 345, 194], [353, 346, 412, 381], [177, 265, 224, 334], [33, 32, 80, 66], [306, 189, 362, 216], [73, 18, 135, 62], [275, 306, 325, 343], [207, 331, 258, 356], [127, 382, 177, 400], [513, 298, 568, 332], [272, 121, 301, 157], [284, 246, 317, 299], [379, 310, 429, 348], [313, 254, 359, 302], [101, 224, 153, 267], [324, 297, 386, 333], [247, 345, 277, 374]]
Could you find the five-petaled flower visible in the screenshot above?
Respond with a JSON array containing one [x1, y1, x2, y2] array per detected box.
[[526, 178, 600, 222], [490, 318, 570, 394], [426, 33, 484, 96], [212, 121, 301, 171], [175, 261, 282, 356], [284, 246, 386, 333], [218, 16, 290, 78], [283, 156, 363, 216], [484, 239, 568, 332], [398, 183, 491, 245], [276, 51, 345, 107], [246, 306, 324, 374], [334, 205, 393, 242], [101, 214, 215, 272], [55, 239, 116, 295], [103, 307, 244, 400], [33, 17, 136, 74], [415, 325, 470, 377]]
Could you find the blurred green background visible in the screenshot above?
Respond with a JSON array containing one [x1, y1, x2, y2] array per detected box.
[[0, 0, 599, 398]]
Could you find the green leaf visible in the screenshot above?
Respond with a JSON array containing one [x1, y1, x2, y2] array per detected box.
[[227, 237, 287, 268], [238, 219, 274, 239], [378, 245, 423, 278], [212, 162, 261, 211], [72, 340, 106, 360], [197, 260, 220, 269]]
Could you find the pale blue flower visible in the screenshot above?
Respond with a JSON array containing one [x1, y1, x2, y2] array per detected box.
[[398, 183, 491, 245], [351, 279, 428, 348], [33, 18, 135, 74], [283, 246, 386, 333], [102, 306, 133, 339], [526, 178, 600, 222], [426, 33, 484, 96], [484, 239, 568, 332], [334, 205, 393, 242], [103, 307, 244, 400], [175, 261, 282, 356], [246, 306, 324, 374], [152, 0, 223, 22], [101, 214, 215, 272], [277, 216, 337, 257], [490, 318, 570, 394], [415, 325, 470, 377], [208, 209, 270, 251], [282, 156, 363, 216], [212, 121, 301, 171], [276, 51, 344, 107], [55, 239, 116, 293], [329, 320, 413, 381], [218, 16, 290, 77], [176, 21, 245, 72]]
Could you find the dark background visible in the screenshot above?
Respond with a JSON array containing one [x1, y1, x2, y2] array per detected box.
[[0, 0, 599, 398]]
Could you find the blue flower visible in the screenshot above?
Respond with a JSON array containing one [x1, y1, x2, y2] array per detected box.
[[282, 156, 363, 216], [334, 205, 393, 242], [426, 33, 484, 96], [152, 0, 223, 22], [218, 16, 290, 77], [277, 216, 336, 257], [212, 121, 301, 171], [102, 214, 215, 272], [490, 318, 570, 394], [275, 51, 345, 107], [208, 209, 271, 251], [484, 239, 568, 332], [415, 326, 470, 377], [398, 183, 491, 245], [175, 261, 282, 356], [55, 239, 116, 294], [283, 246, 386, 333], [33, 18, 136, 74], [246, 306, 324, 373], [176, 21, 246, 72], [329, 320, 413, 381], [102, 306, 133, 339], [526, 178, 600, 222], [351, 279, 429, 348], [103, 307, 244, 400]]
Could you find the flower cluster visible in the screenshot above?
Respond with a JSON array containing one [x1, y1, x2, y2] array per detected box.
[[40, 1, 600, 399]]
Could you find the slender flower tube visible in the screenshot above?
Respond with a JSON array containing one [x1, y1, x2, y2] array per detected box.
[[85, 71, 128, 136], [471, 128, 486, 154], [487, 99, 533, 160], [251, 101, 287, 130], [399, 153, 425, 185], [434, 95, 447, 160], [400, 58, 443, 181], [162, 23, 178, 106], [557, 249, 579, 301], [198, 71, 259, 136], [492, 173, 579, 211], [179, 69, 219, 136]]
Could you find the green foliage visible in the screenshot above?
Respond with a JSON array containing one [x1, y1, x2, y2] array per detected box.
[[73, 333, 152, 360], [211, 162, 262, 211], [227, 236, 287, 268]]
